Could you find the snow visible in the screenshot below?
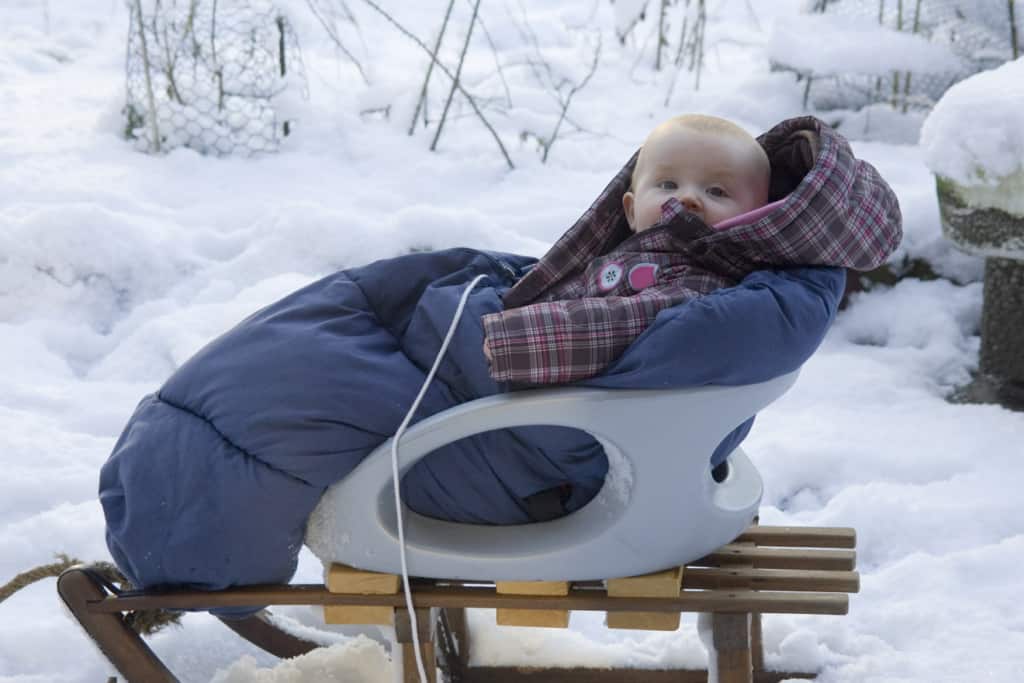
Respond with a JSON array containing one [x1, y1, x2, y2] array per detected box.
[[920, 57, 1024, 187], [2, 1, 1023, 682], [768, 12, 961, 76]]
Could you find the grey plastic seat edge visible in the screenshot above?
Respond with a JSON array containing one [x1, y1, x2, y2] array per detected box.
[[306, 371, 798, 581]]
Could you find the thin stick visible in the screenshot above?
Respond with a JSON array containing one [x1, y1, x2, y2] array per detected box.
[[304, 0, 370, 85], [891, 0, 902, 108], [901, 0, 922, 113], [693, 0, 705, 91], [655, 0, 668, 70], [543, 37, 601, 162], [664, 2, 690, 106], [132, 0, 162, 152], [616, 0, 650, 44], [466, 0, 513, 107], [743, 0, 761, 31], [1010, 0, 1020, 60], [409, 0, 456, 135], [430, 0, 481, 151], [361, 0, 514, 169], [873, 0, 885, 109]]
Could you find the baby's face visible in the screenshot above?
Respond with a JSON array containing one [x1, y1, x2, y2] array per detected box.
[[623, 125, 770, 232]]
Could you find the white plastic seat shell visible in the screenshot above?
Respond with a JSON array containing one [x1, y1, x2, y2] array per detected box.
[[306, 371, 798, 582]]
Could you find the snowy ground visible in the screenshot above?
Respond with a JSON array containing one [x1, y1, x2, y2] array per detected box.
[[2, 1, 1022, 682]]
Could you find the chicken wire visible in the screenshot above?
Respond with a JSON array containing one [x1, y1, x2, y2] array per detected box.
[[124, 0, 307, 156], [794, 0, 1021, 111]]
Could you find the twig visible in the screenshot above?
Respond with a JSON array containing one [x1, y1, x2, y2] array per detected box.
[[304, 0, 370, 85], [891, 0, 903, 107], [466, 0, 513, 107], [656, 0, 668, 71], [664, 2, 690, 106], [131, 0, 162, 152], [1010, 0, 1020, 60], [160, 17, 186, 104], [743, 0, 761, 31], [901, 0, 922, 113], [543, 36, 601, 163], [616, 0, 650, 44], [691, 0, 705, 90], [431, 0, 481, 151], [516, 2, 558, 96], [210, 0, 218, 63], [360, 0, 514, 169], [409, 0, 456, 135]]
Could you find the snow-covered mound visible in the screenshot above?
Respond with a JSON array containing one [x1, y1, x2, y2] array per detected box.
[[920, 57, 1024, 187]]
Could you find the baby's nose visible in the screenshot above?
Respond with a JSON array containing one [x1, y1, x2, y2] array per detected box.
[[679, 193, 702, 213]]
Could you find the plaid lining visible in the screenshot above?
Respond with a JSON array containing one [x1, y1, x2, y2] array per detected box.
[[483, 116, 902, 385]]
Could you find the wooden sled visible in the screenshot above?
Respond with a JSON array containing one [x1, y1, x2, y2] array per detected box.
[[64, 373, 859, 681], [58, 523, 858, 683]]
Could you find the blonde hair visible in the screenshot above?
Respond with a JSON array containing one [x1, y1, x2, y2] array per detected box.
[[630, 114, 767, 190]]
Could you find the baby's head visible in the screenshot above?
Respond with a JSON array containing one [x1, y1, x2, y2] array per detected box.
[[623, 114, 770, 232]]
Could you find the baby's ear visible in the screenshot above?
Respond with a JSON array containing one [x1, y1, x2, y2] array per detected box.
[[622, 191, 636, 232]]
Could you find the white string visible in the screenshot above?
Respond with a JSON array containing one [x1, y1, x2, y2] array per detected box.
[[390, 273, 488, 683]]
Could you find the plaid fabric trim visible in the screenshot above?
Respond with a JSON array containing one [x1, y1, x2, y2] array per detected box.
[[686, 117, 903, 274], [502, 151, 639, 309], [482, 276, 715, 385]]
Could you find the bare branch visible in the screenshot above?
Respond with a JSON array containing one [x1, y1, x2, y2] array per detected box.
[[465, 0, 513, 107], [656, 0, 668, 71], [543, 36, 601, 163], [359, 0, 514, 169], [409, 0, 456, 135], [305, 0, 370, 85], [131, 0, 162, 151], [431, 0, 481, 151], [616, 0, 650, 44], [1010, 0, 1020, 60], [691, 0, 706, 91]]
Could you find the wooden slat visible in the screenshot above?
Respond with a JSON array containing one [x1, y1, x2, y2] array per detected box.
[[735, 526, 856, 549], [683, 567, 860, 593], [496, 580, 570, 628], [96, 584, 849, 615], [606, 566, 684, 631], [696, 545, 856, 571], [437, 607, 469, 679], [324, 562, 400, 625], [713, 613, 753, 683], [396, 608, 436, 683], [457, 667, 815, 682], [496, 581, 569, 596], [326, 563, 400, 594], [323, 604, 394, 625]]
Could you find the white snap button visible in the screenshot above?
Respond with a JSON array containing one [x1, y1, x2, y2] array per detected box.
[[598, 262, 623, 291]]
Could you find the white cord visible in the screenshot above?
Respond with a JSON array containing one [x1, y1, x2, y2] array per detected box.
[[390, 273, 488, 683]]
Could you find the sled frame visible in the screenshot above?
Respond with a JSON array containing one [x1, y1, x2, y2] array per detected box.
[[59, 524, 857, 683]]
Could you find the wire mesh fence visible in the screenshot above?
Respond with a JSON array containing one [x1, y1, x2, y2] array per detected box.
[[124, 0, 308, 156], [790, 0, 1021, 112]]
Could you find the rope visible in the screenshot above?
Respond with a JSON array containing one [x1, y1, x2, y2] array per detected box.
[[0, 554, 81, 602], [0, 554, 181, 635]]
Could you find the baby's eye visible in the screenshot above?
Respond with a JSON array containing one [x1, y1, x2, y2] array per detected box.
[[657, 180, 678, 190], [706, 186, 728, 198]]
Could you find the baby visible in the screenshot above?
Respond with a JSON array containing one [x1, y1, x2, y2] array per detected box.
[[482, 114, 781, 385], [623, 114, 771, 232]]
